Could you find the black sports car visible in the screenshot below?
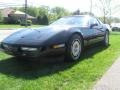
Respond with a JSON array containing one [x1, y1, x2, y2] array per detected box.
[[0, 15, 109, 61]]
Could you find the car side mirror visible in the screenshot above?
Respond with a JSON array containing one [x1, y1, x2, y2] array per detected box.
[[90, 23, 98, 28]]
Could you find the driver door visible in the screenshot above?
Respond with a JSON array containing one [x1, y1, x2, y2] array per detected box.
[[88, 17, 104, 44]]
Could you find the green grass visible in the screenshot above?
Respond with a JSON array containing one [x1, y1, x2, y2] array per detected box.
[[0, 24, 43, 29], [0, 33, 120, 90]]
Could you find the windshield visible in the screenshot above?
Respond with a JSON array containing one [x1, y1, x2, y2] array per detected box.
[[51, 16, 89, 26]]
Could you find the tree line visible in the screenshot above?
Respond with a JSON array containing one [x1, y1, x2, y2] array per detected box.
[[18, 6, 71, 25], [0, 6, 71, 25], [0, 1, 120, 25]]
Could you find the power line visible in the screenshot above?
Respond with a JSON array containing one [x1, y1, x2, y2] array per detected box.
[[0, 2, 23, 5], [0, 5, 23, 7], [0, 2, 24, 4], [0, 2, 33, 6], [0, 3, 24, 8]]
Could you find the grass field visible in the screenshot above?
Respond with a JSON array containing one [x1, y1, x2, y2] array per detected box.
[[0, 24, 43, 29], [0, 33, 120, 90]]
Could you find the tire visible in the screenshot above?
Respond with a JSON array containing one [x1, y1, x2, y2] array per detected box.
[[103, 31, 109, 46], [65, 34, 83, 62]]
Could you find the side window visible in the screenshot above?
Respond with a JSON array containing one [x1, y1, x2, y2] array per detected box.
[[97, 19, 103, 25], [90, 18, 100, 25]]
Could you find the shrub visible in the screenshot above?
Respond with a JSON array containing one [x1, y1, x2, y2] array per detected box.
[[27, 20, 32, 25], [0, 11, 3, 23], [4, 15, 20, 24], [37, 14, 49, 25], [20, 20, 32, 26]]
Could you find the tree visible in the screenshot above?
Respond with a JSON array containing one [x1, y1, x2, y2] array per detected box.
[[6, 15, 19, 24], [19, 6, 50, 25], [95, 0, 111, 23], [18, 6, 70, 24], [90, 0, 93, 13], [111, 17, 120, 23], [72, 9, 80, 15], [51, 7, 70, 21], [26, 7, 39, 17], [80, 12, 94, 16], [38, 6, 49, 17], [37, 14, 49, 25], [42, 14, 49, 25], [18, 7, 39, 17], [96, 0, 120, 24], [37, 6, 49, 25], [37, 16, 42, 25]]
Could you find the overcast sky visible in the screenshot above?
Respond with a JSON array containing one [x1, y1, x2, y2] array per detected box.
[[0, 0, 120, 17]]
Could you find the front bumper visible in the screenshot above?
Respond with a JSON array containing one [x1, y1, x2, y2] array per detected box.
[[0, 43, 65, 58]]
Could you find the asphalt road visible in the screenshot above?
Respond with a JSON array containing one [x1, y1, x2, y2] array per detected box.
[[0, 29, 18, 51], [0, 30, 17, 42]]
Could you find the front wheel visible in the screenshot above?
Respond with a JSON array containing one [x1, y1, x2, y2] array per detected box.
[[65, 34, 83, 62]]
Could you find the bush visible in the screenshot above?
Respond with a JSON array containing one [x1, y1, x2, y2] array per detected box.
[[20, 20, 32, 26], [0, 11, 3, 23], [27, 20, 32, 25], [37, 14, 49, 25], [42, 15, 49, 25], [112, 27, 120, 32], [4, 15, 20, 24]]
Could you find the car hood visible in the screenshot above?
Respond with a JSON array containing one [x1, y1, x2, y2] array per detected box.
[[2, 25, 74, 46]]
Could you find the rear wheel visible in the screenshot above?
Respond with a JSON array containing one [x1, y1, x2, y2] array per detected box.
[[65, 34, 83, 62], [103, 31, 109, 46]]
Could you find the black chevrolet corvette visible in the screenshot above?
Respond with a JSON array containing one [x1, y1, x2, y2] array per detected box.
[[0, 15, 109, 61]]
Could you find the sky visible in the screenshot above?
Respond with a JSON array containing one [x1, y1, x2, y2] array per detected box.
[[0, 0, 120, 17], [0, 0, 92, 11]]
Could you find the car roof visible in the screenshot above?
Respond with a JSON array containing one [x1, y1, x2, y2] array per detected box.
[[63, 15, 93, 18]]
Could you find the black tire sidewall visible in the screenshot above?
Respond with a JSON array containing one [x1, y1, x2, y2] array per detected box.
[[104, 31, 109, 46]]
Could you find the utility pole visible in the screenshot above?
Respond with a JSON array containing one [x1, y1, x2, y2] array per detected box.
[[25, 0, 27, 27], [90, 0, 93, 14]]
